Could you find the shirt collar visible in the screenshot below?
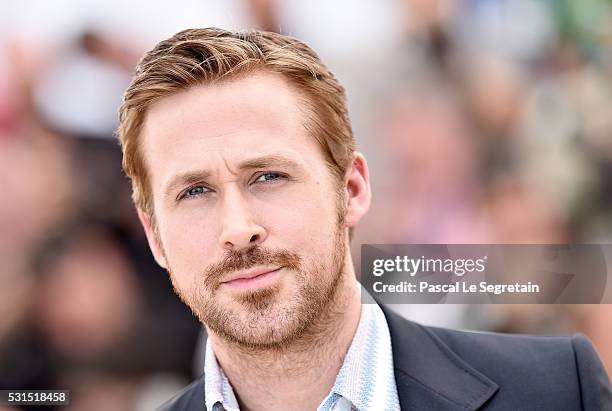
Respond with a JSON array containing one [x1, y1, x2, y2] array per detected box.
[[204, 340, 240, 411], [318, 302, 400, 410]]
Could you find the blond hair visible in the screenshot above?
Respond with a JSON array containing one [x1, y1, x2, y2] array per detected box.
[[118, 28, 355, 221]]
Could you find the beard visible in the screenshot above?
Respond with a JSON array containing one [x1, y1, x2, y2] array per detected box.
[[168, 220, 348, 350]]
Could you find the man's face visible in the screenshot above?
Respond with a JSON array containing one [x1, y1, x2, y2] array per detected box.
[[139, 71, 350, 348]]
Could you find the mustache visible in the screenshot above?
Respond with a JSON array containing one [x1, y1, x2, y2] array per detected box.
[[203, 246, 301, 288]]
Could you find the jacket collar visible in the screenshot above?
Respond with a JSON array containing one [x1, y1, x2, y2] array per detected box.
[[380, 305, 499, 410]]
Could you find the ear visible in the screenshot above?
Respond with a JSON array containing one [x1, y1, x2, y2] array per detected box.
[[344, 152, 371, 228], [137, 209, 168, 270]]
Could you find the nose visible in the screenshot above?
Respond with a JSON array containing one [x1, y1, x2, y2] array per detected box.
[[218, 186, 267, 251]]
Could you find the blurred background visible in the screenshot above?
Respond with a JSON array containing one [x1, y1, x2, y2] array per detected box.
[[1, 0, 611, 409]]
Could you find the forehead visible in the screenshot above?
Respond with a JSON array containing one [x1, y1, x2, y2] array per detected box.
[[140, 71, 324, 189]]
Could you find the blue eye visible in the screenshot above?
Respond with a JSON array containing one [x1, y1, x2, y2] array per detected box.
[[255, 172, 283, 183], [182, 185, 209, 199]]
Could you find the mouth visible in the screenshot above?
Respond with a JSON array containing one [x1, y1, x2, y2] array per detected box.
[[221, 266, 283, 289]]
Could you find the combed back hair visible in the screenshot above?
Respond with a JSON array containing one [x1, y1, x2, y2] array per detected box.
[[117, 27, 356, 220]]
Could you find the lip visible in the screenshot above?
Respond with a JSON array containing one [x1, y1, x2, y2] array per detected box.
[[221, 266, 282, 284]]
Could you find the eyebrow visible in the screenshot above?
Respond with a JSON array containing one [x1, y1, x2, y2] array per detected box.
[[164, 154, 303, 199]]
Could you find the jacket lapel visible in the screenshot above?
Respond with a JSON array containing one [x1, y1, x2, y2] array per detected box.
[[381, 305, 499, 410]]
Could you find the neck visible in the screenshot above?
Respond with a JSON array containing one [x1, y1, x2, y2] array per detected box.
[[208, 274, 362, 411]]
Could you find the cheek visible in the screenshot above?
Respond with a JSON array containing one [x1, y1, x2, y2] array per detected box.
[[261, 188, 340, 253], [158, 211, 217, 285]]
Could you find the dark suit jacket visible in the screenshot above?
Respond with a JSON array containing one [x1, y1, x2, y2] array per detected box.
[[159, 305, 612, 410]]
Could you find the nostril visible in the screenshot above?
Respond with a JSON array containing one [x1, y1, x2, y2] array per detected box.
[[250, 234, 259, 243]]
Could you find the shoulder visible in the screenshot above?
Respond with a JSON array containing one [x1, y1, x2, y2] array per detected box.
[[383, 305, 579, 377], [427, 322, 578, 373], [428, 326, 612, 409], [382, 306, 612, 409], [157, 375, 205, 411]]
